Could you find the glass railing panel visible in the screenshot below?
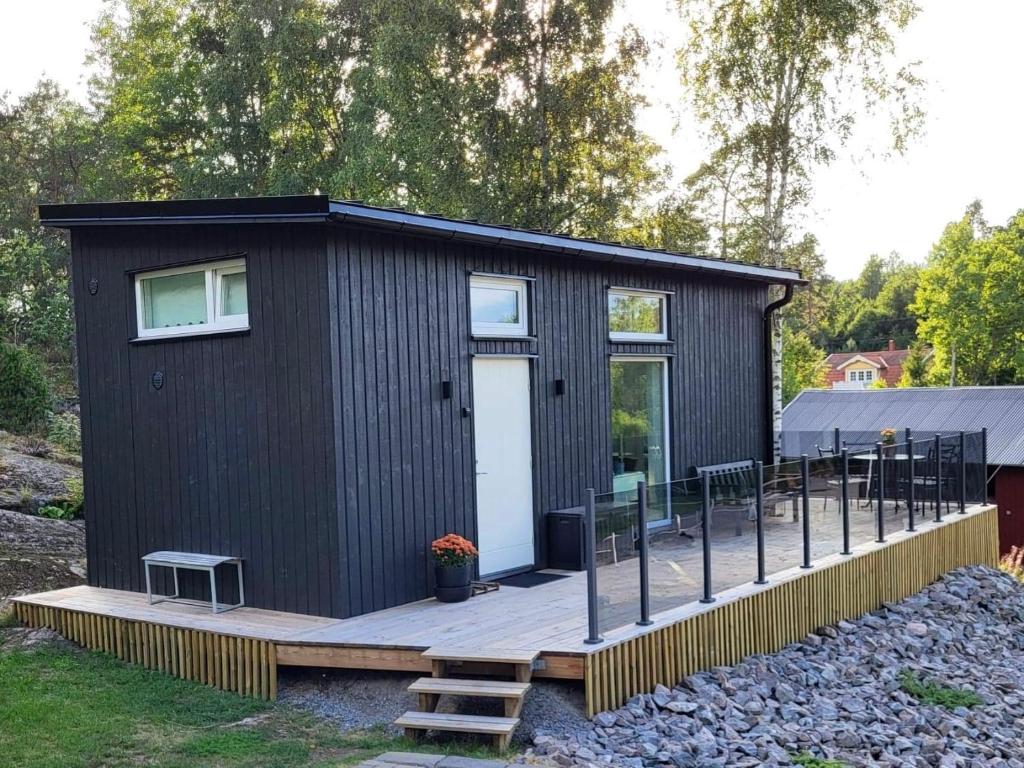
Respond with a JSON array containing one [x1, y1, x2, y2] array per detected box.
[[593, 487, 642, 635], [644, 475, 705, 617], [760, 459, 805, 575]]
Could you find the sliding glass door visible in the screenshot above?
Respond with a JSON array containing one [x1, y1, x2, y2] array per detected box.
[[610, 357, 670, 524]]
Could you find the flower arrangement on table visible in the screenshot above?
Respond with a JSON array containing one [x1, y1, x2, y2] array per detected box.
[[880, 427, 897, 445], [431, 533, 479, 567]]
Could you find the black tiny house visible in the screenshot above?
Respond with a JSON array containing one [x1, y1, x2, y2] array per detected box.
[[40, 195, 803, 620]]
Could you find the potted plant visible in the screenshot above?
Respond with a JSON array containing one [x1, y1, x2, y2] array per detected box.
[[881, 427, 897, 456], [431, 533, 478, 603]]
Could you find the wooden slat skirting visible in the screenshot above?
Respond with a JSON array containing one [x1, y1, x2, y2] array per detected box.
[[11, 603, 277, 700], [583, 506, 1000, 716]]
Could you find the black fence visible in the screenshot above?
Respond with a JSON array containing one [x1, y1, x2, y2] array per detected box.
[[583, 429, 989, 644]]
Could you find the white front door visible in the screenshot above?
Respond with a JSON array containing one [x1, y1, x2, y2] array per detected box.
[[472, 357, 535, 577]]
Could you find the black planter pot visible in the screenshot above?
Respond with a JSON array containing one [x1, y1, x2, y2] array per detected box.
[[434, 563, 472, 603]]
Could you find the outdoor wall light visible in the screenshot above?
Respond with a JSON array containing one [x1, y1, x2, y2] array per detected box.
[[441, 380, 453, 399], [555, 378, 566, 395]]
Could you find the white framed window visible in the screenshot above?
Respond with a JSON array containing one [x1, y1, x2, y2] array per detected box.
[[470, 275, 529, 337], [608, 288, 668, 341], [135, 258, 248, 339], [847, 369, 875, 383]]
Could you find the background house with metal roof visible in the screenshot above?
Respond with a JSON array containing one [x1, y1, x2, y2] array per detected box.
[[783, 387, 1024, 552]]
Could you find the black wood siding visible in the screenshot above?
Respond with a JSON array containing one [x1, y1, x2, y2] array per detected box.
[[72, 225, 341, 617], [326, 225, 768, 617], [70, 220, 768, 620]]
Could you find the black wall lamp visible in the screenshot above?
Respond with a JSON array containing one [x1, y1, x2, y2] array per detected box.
[[441, 380, 453, 399], [555, 378, 566, 396]]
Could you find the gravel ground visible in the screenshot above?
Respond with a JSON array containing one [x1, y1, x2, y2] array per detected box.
[[279, 667, 588, 745], [523, 565, 1024, 767]]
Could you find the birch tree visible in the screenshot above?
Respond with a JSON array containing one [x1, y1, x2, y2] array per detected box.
[[678, 0, 923, 458]]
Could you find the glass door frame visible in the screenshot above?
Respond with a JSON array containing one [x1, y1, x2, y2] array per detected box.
[[609, 355, 672, 528]]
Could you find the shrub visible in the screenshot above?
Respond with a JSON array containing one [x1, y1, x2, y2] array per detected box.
[[0, 342, 51, 434], [793, 754, 847, 768], [20, 437, 52, 458], [999, 545, 1024, 583], [38, 504, 75, 521], [18, 484, 35, 512], [55, 476, 84, 519], [899, 669, 983, 709], [47, 411, 81, 454]]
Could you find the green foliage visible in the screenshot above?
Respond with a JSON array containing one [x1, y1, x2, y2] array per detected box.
[[18, 485, 35, 513], [899, 669, 983, 710], [898, 343, 932, 387], [679, 0, 923, 266], [782, 327, 828, 404], [40, 476, 86, 520], [88, 0, 662, 239], [913, 203, 1024, 386], [0, 343, 51, 434], [37, 505, 76, 521], [0, 645, 503, 767], [792, 753, 847, 768], [47, 412, 81, 455]]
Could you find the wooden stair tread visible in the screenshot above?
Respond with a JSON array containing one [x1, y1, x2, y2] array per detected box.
[[396, 711, 519, 735], [409, 677, 531, 698], [422, 646, 538, 665]]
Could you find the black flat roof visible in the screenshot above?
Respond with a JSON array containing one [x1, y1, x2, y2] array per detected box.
[[38, 194, 805, 285]]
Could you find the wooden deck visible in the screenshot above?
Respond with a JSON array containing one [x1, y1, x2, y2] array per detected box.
[[13, 503, 1000, 715]]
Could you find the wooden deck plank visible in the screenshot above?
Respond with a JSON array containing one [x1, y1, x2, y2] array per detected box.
[[395, 711, 518, 735], [422, 647, 538, 664], [408, 678, 530, 698]]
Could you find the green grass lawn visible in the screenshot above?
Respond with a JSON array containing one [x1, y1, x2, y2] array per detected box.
[[0, 639, 501, 768]]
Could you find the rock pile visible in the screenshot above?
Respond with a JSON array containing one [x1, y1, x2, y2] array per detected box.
[[526, 566, 1024, 767]]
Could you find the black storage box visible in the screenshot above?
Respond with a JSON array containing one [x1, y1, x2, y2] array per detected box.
[[546, 507, 586, 571]]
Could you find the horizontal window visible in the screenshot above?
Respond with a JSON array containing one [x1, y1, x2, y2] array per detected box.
[[135, 258, 248, 339], [608, 289, 667, 341], [470, 275, 529, 336]]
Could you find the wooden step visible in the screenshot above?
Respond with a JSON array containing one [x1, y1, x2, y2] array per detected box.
[[409, 676, 531, 717], [396, 711, 519, 751], [421, 647, 539, 665], [408, 677, 531, 699]]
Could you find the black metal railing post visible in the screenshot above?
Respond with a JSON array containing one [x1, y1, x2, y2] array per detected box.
[[875, 442, 885, 543], [834, 426, 841, 454], [755, 461, 767, 584], [636, 480, 652, 626], [906, 437, 916, 532], [982, 427, 989, 502], [801, 454, 812, 568], [700, 472, 715, 604], [841, 448, 851, 555], [959, 431, 967, 513], [905, 427, 912, 444], [934, 433, 943, 522], [583, 488, 603, 644]]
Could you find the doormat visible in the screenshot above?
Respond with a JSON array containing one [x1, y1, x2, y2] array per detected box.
[[500, 572, 571, 589]]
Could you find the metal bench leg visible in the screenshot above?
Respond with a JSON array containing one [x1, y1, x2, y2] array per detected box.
[[172, 566, 180, 599], [145, 562, 154, 604], [210, 567, 219, 614], [236, 561, 245, 607]]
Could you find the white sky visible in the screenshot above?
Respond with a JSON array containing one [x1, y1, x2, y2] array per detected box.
[[2, 0, 1022, 280]]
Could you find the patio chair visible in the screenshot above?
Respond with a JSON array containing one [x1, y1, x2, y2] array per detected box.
[[912, 440, 959, 517], [811, 446, 841, 513], [842, 440, 875, 507]]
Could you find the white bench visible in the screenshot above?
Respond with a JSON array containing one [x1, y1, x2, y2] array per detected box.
[[142, 551, 244, 614]]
